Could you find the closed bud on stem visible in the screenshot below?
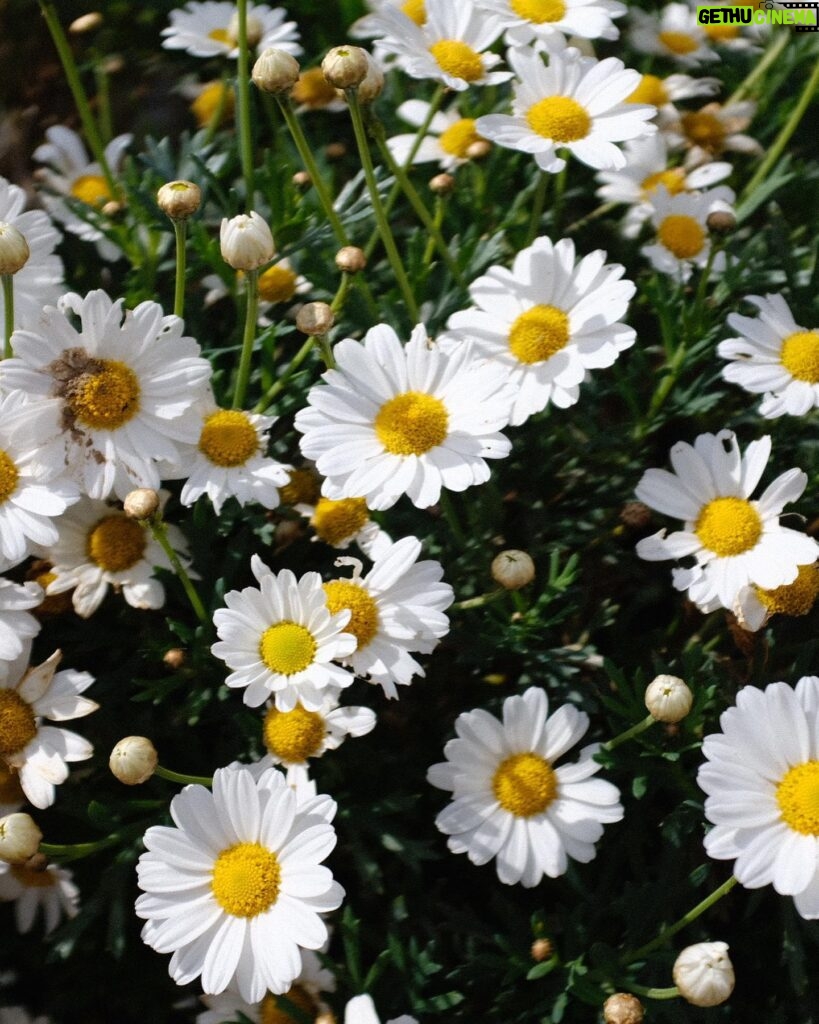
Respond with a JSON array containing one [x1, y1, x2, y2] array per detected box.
[[645, 674, 693, 723], [157, 180, 202, 221], [603, 993, 644, 1024], [530, 938, 553, 963], [220, 211, 274, 271], [69, 11, 103, 33], [321, 45, 370, 89], [357, 54, 385, 103], [0, 222, 30, 275], [123, 488, 160, 522], [707, 210, 736, 236], [296, 301, 334, 336], [491, 550, 535, 590], [429, 173, 455, 196], [465, 139, 491, 160], [110, 736, 159, 785], [673, 941, 735, 1007], [252, 48, 301, 94], [163, 648, 186, 670], [335, 246, 367, 274], [292, 170, 312, 190], [0, 813, 43, 864]]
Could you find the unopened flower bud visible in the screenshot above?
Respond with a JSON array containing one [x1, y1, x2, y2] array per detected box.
[[321, 45, 370, 90], [429, 173, 455, 196], [673, 941, 735, 1007], [357, 54, 385, 103], [292, 170, 312, 189], [707, 210, 736, 235], [603, 993, 644, 1024], [163, 648, 186, 670], [123, 488, 160, 522], [220, 211, 274, 271], [325, 142, 347, 161], [530, 938, 553, 963], [103, 54, 125, 75], [0, 813, 42, 864], [491, 550, 535, 590], [69, 11, 103, 33], [252, 47, 301, 94], [620, 501, 651, 529], [296, 301, 334, 336], [102, 200, 123, 217], [0, 222, 30, 275], [465, 139, 491, 160], [645, 674, 693, 723], [157, 180, 201, 221], [335, 246, 367, 274], [110, 736, 158, 785]]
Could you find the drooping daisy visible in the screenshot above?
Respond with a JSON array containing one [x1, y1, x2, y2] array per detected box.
[[698, 677, 819, 919], [0, 289, 212, 500], [475, 43, 656, 174], [387, 100, 489, 171], [0, 650, 96, 810], [295, 324, 514, 511], [345, 994, 418, 1024], [0, 859, 79, 934], [211, 558, 357, 710], [629, 3, 717, 65], [623, 72, 721, 125], [476, 0, 626, 44], [33, 126, 132, 261], [428, 687, 623, 886], [635, 430, 819, 612], [296, 496, 393, 561], [444, 235, 635, 425], [202, 259, 313, 327], [0, 579, 41, 668], [717, 294, 819, 419], [136, 764, 344, 1002], [735, 562, 819, 632], [641, 184, 734, 282], [663, 101, 761, 167], [161, 1, 302, 59]]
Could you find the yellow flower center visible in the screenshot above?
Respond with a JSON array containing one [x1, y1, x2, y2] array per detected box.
[[260, 986, 318, 1024], [208, 27, 232, 44], [259, 622, 317, 676], [658, 30, 699, 55], [323, 579, 379, 649], [400, 0, 426, 25], [258, 265, 299, 304], [311, 497, 370, 546], [0, 763, 24, 804], [428, 40, 484, 82], [508, 305, 570, 364], [292, 67, 339, 109], [280, 468, 321, 507], [695, 497, 762, 557], [510, 0, 566, 22], [0, 690, 37, 758], [526, 95, 591, 143], [86, 515, 147, 573], [681, 111, 726, 152], [70, 174, 114, 208], [374, 392, 449, 456], [211, 842, 281, 917], [438, 118, 483, 159], [11, 864, 56, 888], [0, 449, 19, 505], [263, 703, 326, 762], [198, 409, 259, 468], [657, 214, 706, 259], [704, 23, 740, 41], [626, 74, 669, 107], [32, 569, 74, 617], [776, 761, 819, 836], [755, 563, 819, 618], [191, 81, 235, 127], [492, 752, 558, 817], [780, 331, 819, 384], [641, 168, 687, 197], [65, 358, 141, 431]]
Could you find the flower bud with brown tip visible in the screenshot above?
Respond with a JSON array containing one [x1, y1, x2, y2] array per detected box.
[[110, 736, 158, 786], [335, 246, 367, 274], [0, 813, 42, 864], [157, 180, 202, 221], [603, 993, 644, 1024], [296, 301, 334, 336], [645, 674, 693, 724], [123, 488, 160, 522], [491, 550, 535, 590], [322, 45, 370, 89], [252, 47, 301, 94], [429, 173, 455, 196], [707, 210, 736, 236], [0, 223, 30, 275]]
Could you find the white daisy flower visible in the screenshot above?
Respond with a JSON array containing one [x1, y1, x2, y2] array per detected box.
[[345, 993, 418, 1024], [0, 859, 79, 934], [136, 764, 344, 1002], [0, 650, 96, 810], [203, 259, 313, 327], [33, 126, 131, 262], [387, 100, 489, 171], [624, 72, 721, 126], [698, 677, 819, 919], [428, 687, 623, 886], [718, 294, 819, 419], [694, 0, 765, 51], [475, 43, 656, 174], [476, 0, 626, 44], [296, 495, 393, 561], [635, 430, 819, 612], [0, 289, 212, 500], [322, 537, 454, 699], [161, 1, 302, 59], [444, 235, 635, 425], [641, 185, 734, 282], [663, 100, 761, 168], [734, 562, 819, 633], [211, 558, 357, 710], [295, 324, 514, 511], [0, 579, 41, 669], [629, 3, 717, 65]]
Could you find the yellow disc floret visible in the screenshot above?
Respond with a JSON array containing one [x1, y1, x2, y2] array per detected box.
[[626, 74, 669, 107], [263, 703, 326, 762], [780, 331, 819, 384], [695, 497, 762, 557], [658, 30, 699, 55], [681, 111, 726, 153], [323, 579, 379, 649], [755, 563, 819, 618], [87, 515, 147, 573], [400, 0, 426, 25], [641, 168, 687, 197], [375, 392, 449, 456], [311, 497, 370, 546], [777, 761, 819, 836], [258, 265, 299, 304], [511, 0, 566, 22], [260, 986, 318, 1024], [208, 27, 231, 44], [259, 622, 317, 675], [0, 690, 37, 758], [492, 752, 558, 817], [428, 40, 484, 82], [280, 468, 321, 507], [0, 449, 19, 505], [66, 359, 140, 431], [438, 118, 483, 159], [191, 81, 235, 127], [70, 174, 114, 208], [526, 96, 591, 143], [211, 842, 281, 917], [292, 67, 341, 109], [198, 409, 259, 467], [509, 305, 570, 364], [657, 214, 706, 260]]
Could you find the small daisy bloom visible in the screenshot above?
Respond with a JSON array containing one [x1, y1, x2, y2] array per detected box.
[[629, 3, 717, 65], [0, 289, 212, 500], [444, 235, 635, 424], [203, 259, 312, 326], [718, 294, 819, 419], [161, 2, 302, 59], [475, 44, 656, 174], [345, 994, 418, 1024], [624, 72, 721, 125], [296, 495, 393, 561], [0, 579, 41, 668], [664, 100, 761, 167], [635, 430, 819, 612], [211, 557, 357, 710], [735, 562, 819, 632], [322, 537, 454, 698], [136, 764, 344, 1002], [0, 650, 96, 810], [428, 687, 623, 886], [387, 100, 490, 171], [295, 324, 514, 511], [641, 184, 734, 282], [0, 859, 79, 934], [698, 677, 819, 919], [33, 126, 131, 262], [476, 0, 626, 44]]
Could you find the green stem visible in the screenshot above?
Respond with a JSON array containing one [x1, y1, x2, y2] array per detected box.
[[625, 984, 679, 1000], [728, 31, 789, 104], [452, 589, 505, 611], [93, 57, 113, 144], [155, 764, 213, 787], [172, 220, 187, 320], [525, 172, 548, 246], [2, 275, 13, 359], [204, 71, 231, 144], [255, 334, 315, 411], [149, 518, 209, 626], [40, 836, 119, 862], [422, 194, 444, 268], [233, 269, 259, 409], [688, 240, 721, 337], [235, 0, 256, 207], [604, 714, 655, 752], [439, 490, 467, 547]]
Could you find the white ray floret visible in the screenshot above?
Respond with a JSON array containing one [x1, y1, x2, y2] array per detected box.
[[476, 0, 626, 44], [161, 1, 302, 58], [0, 859, 79, 934]]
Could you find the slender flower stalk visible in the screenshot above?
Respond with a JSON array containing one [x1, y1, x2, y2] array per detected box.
[[729, 31, 789, 104], [526, 172, 549, 247], [235, 0, 256, 206], [148, 517, 209, 626], [604, 715, 655, 751], [172, 220, 187, 319], [2, 275, 13, 359], [232, 268, 260, 410], [154, 765, 214, 786], [625, 983, 680, 1000], [93, 58, 114, 144]]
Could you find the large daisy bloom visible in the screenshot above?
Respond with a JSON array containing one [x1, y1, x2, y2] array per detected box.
[[697, 677, 819, 919], [345, 994, 418, 1024], [387, 100, 489, 172], [0, 579, 41, 669], [475, 43, 656, 174], [211, 557, 357, 710], [444, 235, 635, 424], [161, 2, 302, 59], [0, 289, 212, 500], [427, 687, 623, 886], [0, 859, 79, 934], [629, 3, 717, 65], [635, 430, 819, 612], [663, 101, 761, 168], [476, 0, 626, 44], [297, 495, 393, 561], [0, 650, 96, 810], [718, 294, 819, 419], [295, 324, 514, 511], [136, 764, 344, 1002], [641, 185, 734, 282]]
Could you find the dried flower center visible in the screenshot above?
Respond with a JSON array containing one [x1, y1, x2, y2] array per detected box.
[[695, 497, 762, 557], [280, 468, 321, 507], [259, 622, 317, 675], [311, 497, 370, 545], [776, 761, 819, 836], [509, 305, 570, 364], [292, 67, 339, 108], [755, 563, 819, 618], [0, 690, 37, 758], [260, 986, 318, 1024], [658, 30, 699, 55], [191, 81, 234, 127], [211, 842, 281, 917], [257, 265, 299, 304], [511, 0, 566, 22], [657, 214, 706, 259], [0, 449, 19, 505], [526, 96, 591, 143], [438, 118, 482, 159], [375, 392, 449, 456], [64, 358, 141, 431], [492, 752, 558, 817], [428, 40, 484, 82], [323, 579, 379, 649], [400, 0, 426, 25], [681, 111, 726, 152], [0, 763, 24, 804], [70, 174, 114, 208], [11, 864, 56, 888], [87, 515, 147, 573], [263, 703, 326, 763], [780, 331, 819, 384], [198, 409, 259, 467], [641, 168, 687, 197], [627, 74, 669, 107]]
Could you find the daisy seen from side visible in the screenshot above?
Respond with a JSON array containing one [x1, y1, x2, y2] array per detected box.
[[296, 495, 393, 561], [161, 1, 302, 59], [641, 184, 734, 282], [387, 100, 489, 171], [663, 100, 761, 167], [628, 3, 717, 65], [734, 562, 819, 633], [476, 0, 626, 44], [0, 858, 79, 934]]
